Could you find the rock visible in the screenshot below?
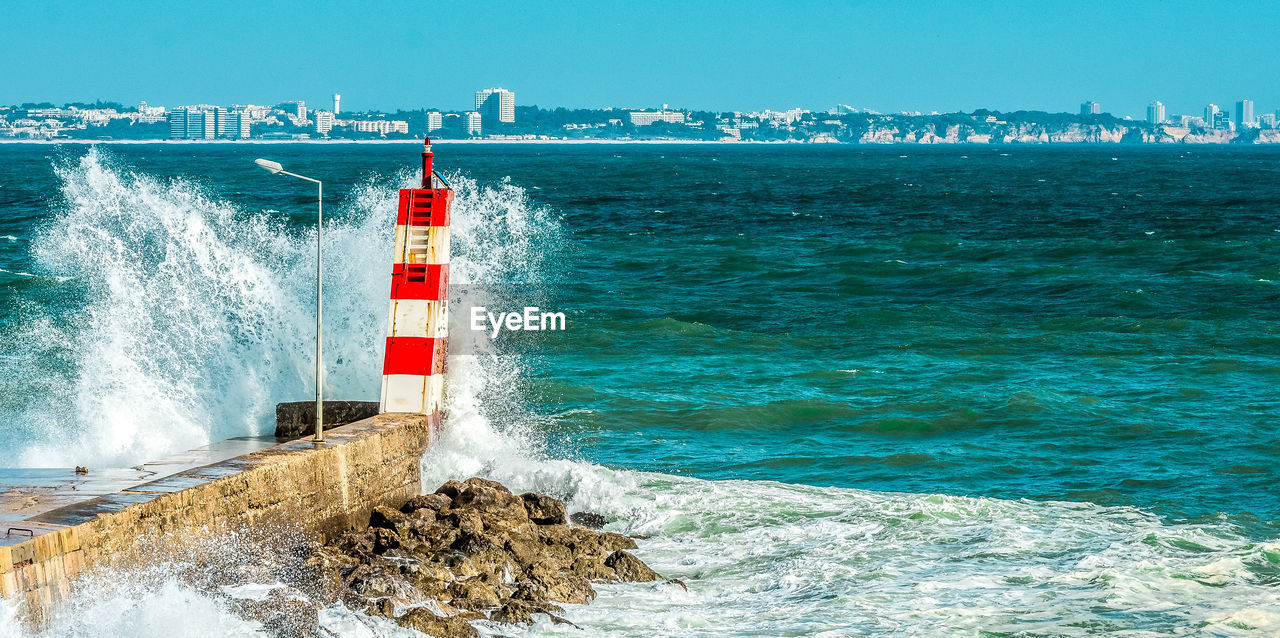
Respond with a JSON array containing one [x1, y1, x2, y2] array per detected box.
[[605, 550, 660, 582], [489, 599, 565, 625], [316, 478, 662, 635], [463, 477, 511, 493], [229, 591, 320, 638], [396, 607, 480, 638], [520, 493, 567, 525], [435, 480, 467, 500], [402, 493, 452, 514], [569, 556, 615, 581], [447, 579, 500, 607], [569, 511, 607, 529], [450, 483, 527, 522], [370, 505, 407, 530], [372, 527, 401, 554], [666, 578, 688, 591], [527, 569, 595, 605], [601, 553, 660, 584]]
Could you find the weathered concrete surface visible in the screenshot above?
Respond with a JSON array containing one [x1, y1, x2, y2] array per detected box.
[[275, 400, 380, 438], [1, 436, 283, 525], [0, 413, 437, 624]]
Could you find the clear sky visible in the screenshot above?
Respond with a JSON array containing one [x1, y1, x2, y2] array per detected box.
[[6, 0, 1279, 118]]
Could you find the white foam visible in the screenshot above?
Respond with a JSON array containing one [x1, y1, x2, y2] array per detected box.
[[8, 149, 405, 466], [26, 579, 263, 637], [405, 162, 1280, 635]]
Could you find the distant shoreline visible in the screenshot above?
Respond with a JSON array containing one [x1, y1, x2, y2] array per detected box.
[[0, 138, 772, 145], [2, 138, 1278, 146]]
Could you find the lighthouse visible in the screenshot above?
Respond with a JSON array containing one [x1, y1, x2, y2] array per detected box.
[[379, 138, 451, 427]]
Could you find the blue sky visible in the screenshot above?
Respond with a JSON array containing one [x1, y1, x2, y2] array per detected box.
[[6, 0, 1279, 118]]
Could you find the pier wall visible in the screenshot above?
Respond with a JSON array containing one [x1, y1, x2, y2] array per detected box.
[[0, 413, 436, 623]]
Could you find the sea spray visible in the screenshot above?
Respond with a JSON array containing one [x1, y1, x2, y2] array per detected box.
[[3, 147, 1278, 636], [414, 167, 1280, 636], [422, 173, 564, 488], [6, 149, 404, 466]]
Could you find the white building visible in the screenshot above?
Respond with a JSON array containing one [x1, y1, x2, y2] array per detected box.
[[352, 120, 409, 135], [169, 108, 212, 139], [314, 110, 335, 135], [465, 111, 483, 135], [1080, 101, 1101, 116], [137, 101, 167, 123], [1146, 101, 1165, 125], [475, 88, 515, 123], [426, 111, 443, 132], [629, 110, 686, 126], [333, 94, 341, 116], [231, 110, 252, 138]]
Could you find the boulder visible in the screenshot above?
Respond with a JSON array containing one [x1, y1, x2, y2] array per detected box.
[[520, 493, 568, 525], [316, 478, 665, 635], [396, 608, 480, 638], [370, 505, 407, 530], [605, 550, 660, 582], [402, 493, 452, 514]]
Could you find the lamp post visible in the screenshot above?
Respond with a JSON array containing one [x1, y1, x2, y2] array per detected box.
[[254, 158, 325, 443]]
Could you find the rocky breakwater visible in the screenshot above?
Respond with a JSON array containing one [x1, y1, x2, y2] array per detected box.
[[307, 477, 677, 636]]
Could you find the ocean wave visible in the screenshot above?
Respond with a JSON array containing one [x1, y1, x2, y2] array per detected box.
[[416, 411, 1280, 636], [415, 182, 1280, 634]]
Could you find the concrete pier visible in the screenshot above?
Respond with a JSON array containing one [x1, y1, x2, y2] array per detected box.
[[0, 413, 437, 623]]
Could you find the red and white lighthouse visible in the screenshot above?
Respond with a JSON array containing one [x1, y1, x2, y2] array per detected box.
[[380, 138, 451, 424]]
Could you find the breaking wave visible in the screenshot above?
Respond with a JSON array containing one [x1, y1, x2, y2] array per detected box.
[[3, 148, 1277, 636]]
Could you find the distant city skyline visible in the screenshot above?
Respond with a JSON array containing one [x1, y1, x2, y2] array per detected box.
[[5, 1, 1280, 119]]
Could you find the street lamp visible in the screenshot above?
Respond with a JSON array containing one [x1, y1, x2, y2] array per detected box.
[[254, 158, 326, 443]]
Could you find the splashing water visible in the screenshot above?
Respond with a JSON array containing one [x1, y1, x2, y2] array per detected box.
[[4, 148, 400, 466], [417, 164, 1280, 636], [4, 149, 1278, 635]]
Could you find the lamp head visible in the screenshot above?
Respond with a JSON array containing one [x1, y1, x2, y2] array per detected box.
[[254, 158, 284, 174]]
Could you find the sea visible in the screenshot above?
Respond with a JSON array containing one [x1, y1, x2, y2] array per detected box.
[[0, 143, 1278, 636]]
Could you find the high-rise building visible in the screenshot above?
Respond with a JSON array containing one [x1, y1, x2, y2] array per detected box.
[[1080, 101, 1101, 116], [333, 94, 341, 116], [426, 111, 443, 132], [212, 107, 228, 138], [465, 111, 483, 135], [201, 110, 217, 139], [224, 110, 251, 138], [475, 88, 515, 124], [1260, 113, 1278, 129], [169, 108, 191, 139], [1235, 100, 1254, 128], [1146, 101, 1165, 125], [1204, 104, 1220, 130], [170, 107, 246, 139], [314, 110, 335, 135], [169, 108, 211, 139]]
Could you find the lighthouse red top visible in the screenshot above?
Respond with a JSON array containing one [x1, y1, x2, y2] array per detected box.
[[421, 137, 433, 188]]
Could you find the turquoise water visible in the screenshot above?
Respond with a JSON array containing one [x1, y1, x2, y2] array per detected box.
[[1, 144, 1278, 635]]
